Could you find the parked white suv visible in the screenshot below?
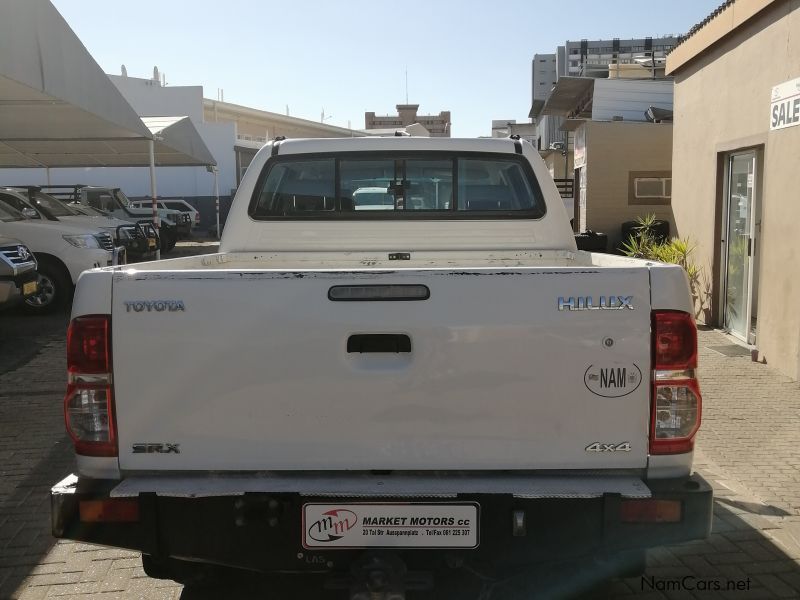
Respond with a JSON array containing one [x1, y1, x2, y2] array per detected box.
[[0, 188, 161, 260], [0, 201, 114, 312], [42, 186, 186, 251]]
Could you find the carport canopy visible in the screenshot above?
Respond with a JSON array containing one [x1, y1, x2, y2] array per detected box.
[[540, 77, 595, 118], [0, 115, 216, 168], [0, 0, 215, 169]]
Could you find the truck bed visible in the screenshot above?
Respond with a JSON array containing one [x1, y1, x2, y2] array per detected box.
[[122, 248, 647, 271]]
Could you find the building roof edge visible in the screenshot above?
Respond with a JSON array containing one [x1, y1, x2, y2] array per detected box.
[[666, 0, 780, 75]]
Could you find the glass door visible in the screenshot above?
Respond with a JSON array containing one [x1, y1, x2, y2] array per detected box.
[[722, 151, 759, 343]]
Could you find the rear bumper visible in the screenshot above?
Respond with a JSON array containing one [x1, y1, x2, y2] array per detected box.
[[51, 473, 712, 575]]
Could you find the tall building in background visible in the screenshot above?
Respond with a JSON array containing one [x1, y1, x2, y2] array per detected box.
[[531, 53, 557, 120], [558, 36, 679, 78], [365, 104, 451, 137], [530, 35, 680, 151]]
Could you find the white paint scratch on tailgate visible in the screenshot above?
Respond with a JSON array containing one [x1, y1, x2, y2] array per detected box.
[[110, 474, 651, 499]]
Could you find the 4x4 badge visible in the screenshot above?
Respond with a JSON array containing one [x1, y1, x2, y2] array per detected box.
[[585, 442, 631, 452]]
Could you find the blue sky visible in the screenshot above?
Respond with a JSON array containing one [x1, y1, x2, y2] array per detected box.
[[51, 0, 721, 137]]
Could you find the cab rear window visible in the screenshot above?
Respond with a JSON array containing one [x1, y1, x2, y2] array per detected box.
[[250, 154, 545, 219]]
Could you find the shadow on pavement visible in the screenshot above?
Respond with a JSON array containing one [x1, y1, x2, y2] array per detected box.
[[0, 306, 70, 375], [617, 500, 800, 598], [716, 496, 793, 518], [0, 308, 75, 599], [0, 435, 76, 598]]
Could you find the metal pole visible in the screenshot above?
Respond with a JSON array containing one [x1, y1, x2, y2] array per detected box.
[[214, 167, 220, 241], [46, 167, 51, 185], [149, 139, 160, 260]]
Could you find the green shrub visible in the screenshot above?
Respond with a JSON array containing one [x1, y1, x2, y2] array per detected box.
[[621, 214, 701, 303]]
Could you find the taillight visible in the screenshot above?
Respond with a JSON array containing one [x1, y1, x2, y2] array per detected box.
[[65, 315, 117, 457], [650, 311, 701, 455], [653, 310, 697, 370]]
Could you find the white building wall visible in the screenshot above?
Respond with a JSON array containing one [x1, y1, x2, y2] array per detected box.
[[109, 75, 204, 121], [591, 79, 673, 122]]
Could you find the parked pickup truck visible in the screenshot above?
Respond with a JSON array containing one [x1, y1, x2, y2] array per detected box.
[[51, 137, 711, 598]]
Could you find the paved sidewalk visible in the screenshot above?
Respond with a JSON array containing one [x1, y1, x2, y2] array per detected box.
[[612, 329, 800, 599], [0, 316, 799, 598]]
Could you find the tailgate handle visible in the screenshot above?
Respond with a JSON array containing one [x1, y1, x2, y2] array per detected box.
[[347, 334, 411, 353]]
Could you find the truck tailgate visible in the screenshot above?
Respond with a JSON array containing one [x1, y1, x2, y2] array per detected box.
[[112, 267, 652, 471]]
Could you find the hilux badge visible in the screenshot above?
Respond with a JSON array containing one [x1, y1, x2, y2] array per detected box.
[[558, 296, 633, 311]]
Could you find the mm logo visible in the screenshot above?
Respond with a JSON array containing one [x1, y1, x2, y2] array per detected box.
[[132, 443, 180, 454], [307, 509, 357, 543], [558, 296, 633, 311]]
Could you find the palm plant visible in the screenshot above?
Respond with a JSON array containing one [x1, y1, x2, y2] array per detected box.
[[621, 215, 703, 314]]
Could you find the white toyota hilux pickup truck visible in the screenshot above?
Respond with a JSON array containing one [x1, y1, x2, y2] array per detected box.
[[51, 137, 711, 598]]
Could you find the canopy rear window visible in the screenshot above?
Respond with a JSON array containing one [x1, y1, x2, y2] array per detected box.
[[249, 153, 546, 219]]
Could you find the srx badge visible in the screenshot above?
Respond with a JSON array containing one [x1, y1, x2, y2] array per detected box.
[[132, 443, 180, 454]]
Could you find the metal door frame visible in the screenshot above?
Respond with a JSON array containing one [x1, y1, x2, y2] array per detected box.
[[720, 149, 759, 344]]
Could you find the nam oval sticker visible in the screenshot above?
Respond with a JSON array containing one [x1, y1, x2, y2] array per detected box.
[[584, 363, 642, 398]]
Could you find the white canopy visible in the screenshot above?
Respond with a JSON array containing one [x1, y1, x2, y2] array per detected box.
[[141, 116, 216, 167], [0, 114, 216, 168], [0, 0, 215, 168]]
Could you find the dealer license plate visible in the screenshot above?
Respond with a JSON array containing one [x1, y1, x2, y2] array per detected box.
[[302, 503, 479, 549], [22, 281, 37, 295], [148, 238, 157, 249]]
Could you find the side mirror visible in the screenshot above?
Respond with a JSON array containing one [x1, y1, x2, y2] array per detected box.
[[21, 207, 40, 219]]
